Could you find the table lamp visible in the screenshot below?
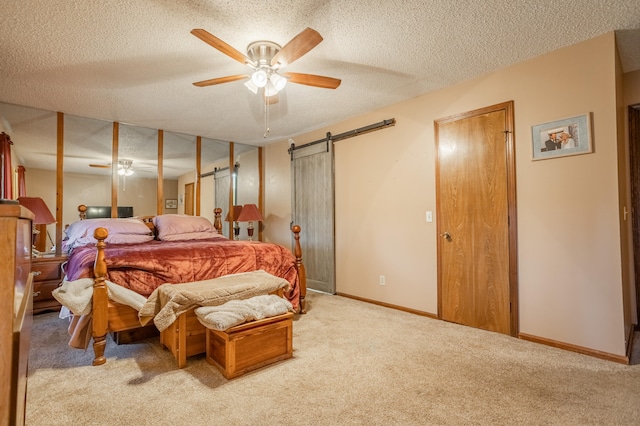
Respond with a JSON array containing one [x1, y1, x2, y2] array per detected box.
[[225, 205, 243, 240], [17, 197, 56, 255], [236, 203, 263, 241]]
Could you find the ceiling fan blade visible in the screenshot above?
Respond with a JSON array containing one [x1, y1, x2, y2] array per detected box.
[[191, 29, 254, 67], [271, 27, 323, 68], [89, 163, 111, 169], [193, 74, 249, 87], [284, 72, 341, 89]]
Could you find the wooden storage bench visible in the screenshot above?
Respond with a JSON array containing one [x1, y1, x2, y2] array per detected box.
[[205, 312, 293, 379], [160, 308, 206, 368], [159, 288, 286, 369]]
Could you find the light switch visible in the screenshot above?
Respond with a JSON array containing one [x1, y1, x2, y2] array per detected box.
[[426, 211, 433, 222]]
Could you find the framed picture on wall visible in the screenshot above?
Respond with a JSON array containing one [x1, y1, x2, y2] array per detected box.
[[165, 199, 178, 209], [531, 113, 592, 161]]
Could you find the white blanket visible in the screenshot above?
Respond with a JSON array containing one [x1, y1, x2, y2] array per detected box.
[[53, 278, 146, 316], [195, 295, 294, 331]]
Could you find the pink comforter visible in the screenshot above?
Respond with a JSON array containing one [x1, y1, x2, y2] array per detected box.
[[65, 238, 300, 311]]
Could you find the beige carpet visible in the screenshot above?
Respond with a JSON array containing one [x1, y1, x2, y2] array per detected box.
[[26, 292, 640, 425]]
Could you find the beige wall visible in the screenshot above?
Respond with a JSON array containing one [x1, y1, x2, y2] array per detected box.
[[265, 32, 630, 356]]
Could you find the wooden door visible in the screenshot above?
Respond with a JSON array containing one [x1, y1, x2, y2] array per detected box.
[[435, 101, 517, 335], [629, 104, 640, 323], [184, 182, 194, 216]]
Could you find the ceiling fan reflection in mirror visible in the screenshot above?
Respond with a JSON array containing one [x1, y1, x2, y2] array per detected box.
[[191, 27, 341, 137], [89, 159, 135, 175], [89, 160, 136, 190]]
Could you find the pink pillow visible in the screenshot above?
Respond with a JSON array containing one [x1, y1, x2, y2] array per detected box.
[[153, 214, 220, 241], [63, 218, 153, 253]]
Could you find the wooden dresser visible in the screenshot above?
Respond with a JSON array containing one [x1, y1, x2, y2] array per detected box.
[[0, 204, 34, 426], [32, 254, 67, 314]]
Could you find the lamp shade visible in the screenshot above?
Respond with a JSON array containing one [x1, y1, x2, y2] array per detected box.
[[236, 204, 264, 222], [18, 197, 56, 225], [225, 205, 243, 222]]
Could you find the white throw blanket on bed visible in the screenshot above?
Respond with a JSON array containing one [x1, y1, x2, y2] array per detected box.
[[53, 278, 147, 316], [195, 294, 294, 331]]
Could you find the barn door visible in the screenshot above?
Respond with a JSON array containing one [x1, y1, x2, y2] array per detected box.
[[435, 101, 517, 336], [291, 141, 335, 294], [214, 167, 230, 238]]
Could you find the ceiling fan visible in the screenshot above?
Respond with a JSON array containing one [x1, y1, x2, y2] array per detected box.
[[191, 27, 341, 104], [89, 159, 136, 176]]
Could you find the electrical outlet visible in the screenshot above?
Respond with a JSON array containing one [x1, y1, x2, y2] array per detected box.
[[379, 275, 385, 285]]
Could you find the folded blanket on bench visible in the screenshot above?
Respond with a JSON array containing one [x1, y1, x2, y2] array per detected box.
[[139, 270, 290, 331], [195, 294, 294, 331]]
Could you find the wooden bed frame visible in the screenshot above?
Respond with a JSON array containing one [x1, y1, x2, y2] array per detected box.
[[77, 206, 307, 366]]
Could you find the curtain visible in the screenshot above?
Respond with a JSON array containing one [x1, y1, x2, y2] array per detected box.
[[17, 165, 26, 197], [1, 133, 13, 199]]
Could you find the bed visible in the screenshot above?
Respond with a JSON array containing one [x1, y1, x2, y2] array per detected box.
[[58, 206, 307, 367]]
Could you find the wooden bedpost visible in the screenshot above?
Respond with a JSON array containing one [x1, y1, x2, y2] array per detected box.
[[292, 225, 307, 314], [78, 204, 87, 220], [213, 208, 222, 234], [92, 227, 109, 366]]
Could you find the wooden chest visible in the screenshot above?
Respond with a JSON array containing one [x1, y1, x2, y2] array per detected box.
[[205, 312, 293, 379], [159, 288, 287, 368], [160, 308, 207, 368]]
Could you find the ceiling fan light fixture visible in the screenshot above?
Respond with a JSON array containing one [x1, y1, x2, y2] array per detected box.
[[251, 69, 268, 88], [270, 73, 287, 91], [244, 79, 259, 94], [118, 159, 134, 176], [264, 82, 279, 97]]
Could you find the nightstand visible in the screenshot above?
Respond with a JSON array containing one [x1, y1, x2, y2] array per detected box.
[[31, 254, 67, 314]]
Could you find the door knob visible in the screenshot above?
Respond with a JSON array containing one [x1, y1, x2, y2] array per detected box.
[[441, 232, 451, 240]]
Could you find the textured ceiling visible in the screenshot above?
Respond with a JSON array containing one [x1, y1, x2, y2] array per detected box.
[[1, 0, 639, 151]]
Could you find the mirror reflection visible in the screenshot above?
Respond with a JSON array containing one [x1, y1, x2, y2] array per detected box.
[[1, 100, 254, 246], [164, 131, 196, 216], [201, 137, 231, 236], [63, 114, 113, 227], [234, 143, 260, 240], [118, 124, 158, 216], [1, 102, 57, 251]]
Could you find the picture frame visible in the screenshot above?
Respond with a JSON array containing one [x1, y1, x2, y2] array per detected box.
[[531, 113, 592, 161], [165, 198, 178, 209]]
